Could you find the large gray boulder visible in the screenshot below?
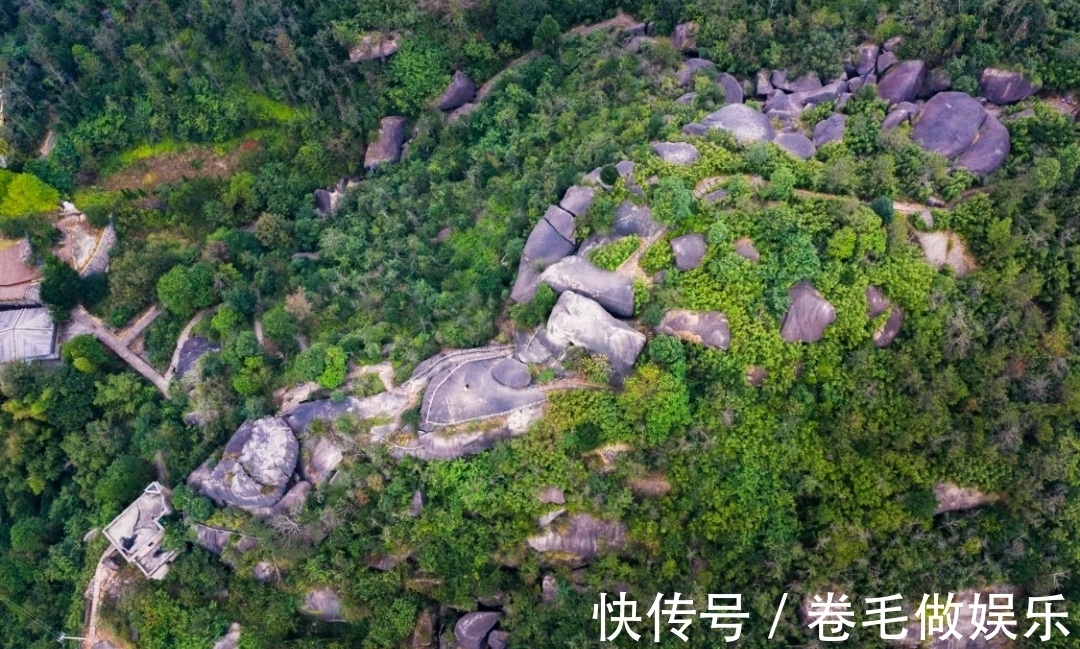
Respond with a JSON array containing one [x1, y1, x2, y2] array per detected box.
[[678, 58, 716, 86], [702, 104, 776, 143], [763, 91, 803, 120], [813, 114, 846, 146], [780, 282, 836, 343], [856, 44, 879, 76], [454, 612, 501, 649], [924, 68, 951, 94], [613, 201, 662, 238], [979, 68, 1037, 104], [672, 22, 698, 52], [774, 132, 816, 160], [716, 72, 744, 104], [546, 292, 646, 379], [302, 588, 344, 622], [876, 51, 898, 74], [877, 60, 926, 105], [652, 142, 699, 165], [671, 233, 707, 271], [437, 71, 477, 111], [793, 80, 846, 107], [542, 205, 575, 241], [657, 310, 730, 350], [540, 256, 636, 317], [492, 358, 531, 389], [175, 336, 220, 378], [755, 69, 774, 96], [956, 114, 1010, 176], [866, 285, 903, 347], [300, 435, 343, 485], [348, 31, 400, 62], [487, 630, 509, 649], [771, 70, 821, 93], [193, 418, 299, 510], [560, 186, 595, 217], [510, 215, 577, 303], [911, 91, 986, 159], [682, 122, 708, 136], [364, 116, 408, 169], [527, 513, 627, 563], [734, 237, 760, 262]]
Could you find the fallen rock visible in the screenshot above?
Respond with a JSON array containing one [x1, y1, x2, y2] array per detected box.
[[763, 91, 804, 120], [876, 51, 898, 74], [856, 44, 878, 76], [911, 91, 986, 159], [560, 186, 595, 217], [253, 562, 275, 583], [487, 630, 509, 649], [613, 201, 662, 238], [364, 116, 408, 169], [934, 482, 993, 514], [212, 623, 242, 649], [883, 36, 903, 52], [194, 524, 232, 556], [702, 103, 776, 143], [492, 357, 531, 389], [546, 292, 646, 379], [882, 103, 916, 129], [734, 237, 760, 262], [771, 70, 821, 93], [657, 310, 730, 350], [681, 122, 708, 136], [924, 68, 951, 94], [194, 418, 299, 510], [437, 71, 476, 111], [780, 282, 836, 343], [678, 58, 716, 86], [412, 610, 434, 649], [755, 69, 774, 96], [877, 60, 926, 105], [671, 233, 707, 271], [652, 142, 700, 165], [915, 230, 975, 277], [865, 285, 903, 347], [672, 22, 698, 52], [813, 114, 846, 146], [300, 435, 343, 486], [979, 68, 1037, 104], [847, 76, 864, 93], [454, 612, 501, 649], [302, 588, 344, 622], [538, 486, 566, 505], [774, 132, 816, 160], [527, 513, 627, 563], [348, 32, 400, 62], [717, 72, 744, 104], [514, 329, 553, 364], [540, 256, 636, 317], [956, 114, 1010, 176], [794, 80, 846, 107]]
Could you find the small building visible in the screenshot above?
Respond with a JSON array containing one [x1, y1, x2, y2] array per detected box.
[[0, 238, 41, 306], [0, 307, 57, 363], [102, 482, 179, 580]]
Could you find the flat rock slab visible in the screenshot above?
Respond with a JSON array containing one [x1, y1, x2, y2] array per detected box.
[[956, 114, 1010, 176], [283, 390, 409, 434], [911, 91, 986, 159], [613, 201, 662, 237], [934, 482, 993, 514], [437, 71, 476, 111], [510, 217, 577, 303], [302, 588, 344, 622], [915, 230, 975, 277], [716, 72, 744, 104], [419, 355, 544, 431], [176, 336, 220, 378], [527, 513, 627, 563], [774, 132, 816, 160], [559, 185, 595, 217], [701, 189, 728, 203], [543, 204, 576, 241], [657, 309, 730, 350], [734, 237, 759, 262], [540, 256, 636, 317], [877, 60, 925, 105], [682, 122, 708, 136], [702, 104, 776, 143], [671, 233, 707, 271], [979, 68, 1037, 104], [492, 357, 531, 389], [780, 282, 836, 343], [195, 417, 299, 510], [455, 612, 501, 649], [546, 291, 645, 379], [813, 114, 846, 147], [652, 142, 699, 165], [364, 116, 408, 169]]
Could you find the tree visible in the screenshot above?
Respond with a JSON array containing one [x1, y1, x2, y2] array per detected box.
[[533, 15, 562, 51], [157, 263, 216, 317], [40, 255, 81, 321], [0, 173, 60, 217], [652, 178, 693, 225]]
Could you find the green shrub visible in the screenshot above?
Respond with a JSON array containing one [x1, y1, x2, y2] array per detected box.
[[588, 235, 639, 270], [641, 237, 675, 273]]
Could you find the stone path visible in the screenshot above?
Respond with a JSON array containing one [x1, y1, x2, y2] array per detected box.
[[72, 307, 170, 394], [118, 304, 163, 345], [81, 547, 117, 649]]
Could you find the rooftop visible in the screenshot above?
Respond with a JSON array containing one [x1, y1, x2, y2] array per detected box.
[[102, 482, 179, 580], [0, 307, 57, 363]]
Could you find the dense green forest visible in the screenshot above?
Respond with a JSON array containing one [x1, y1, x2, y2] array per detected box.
[[2, 0, 1080, 647]]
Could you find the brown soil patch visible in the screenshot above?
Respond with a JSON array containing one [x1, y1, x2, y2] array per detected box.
[[103, 144, 252, 192]]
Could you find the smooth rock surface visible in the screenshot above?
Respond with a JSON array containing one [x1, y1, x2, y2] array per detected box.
[[979, 68, 1037, 104], [675, 92, 696, 105], [915, 230, 975, 277], [364, 116, 408, 169], [911, 91, 986, 159], [455, 612, 501, 649], [510, 218, 577, 303], [877, 60, 925, 105], [813, 114, 846, 146], [538, 508, 567, 528], [956, 114, 1010, 175], [194, 418, 299, 510], [487, 630, 509, 649], [437, 71, 476, 111], [212, 623, 242, 649], [671, 233, 707, 271], [702, 104, 776, 143], [492, 357, 531, 389], [756, 69, 774, 96], [543, 205, 576, 241], [682, 122, 708, 136], [856, 44, 878, 76], [302, 588, 344, 622], [527, 513, 627, 563], [701, 189, 728, 203], [774, 132, 816, 160], [772, 70, 821, 93], [540, 256, 636, 318], [865, 286, 902, 347], [716, 72, 744, 104], [348, 32, 400, 62], [560, 186, 595, 217], [876, 51, 898, 73], [657, 310, 730, 350], [780, 282, 836, 343], [176, 336, 220, 378], [546, 292, 646, 379], [300, 435, 343, 485], [652, 142, 700, 164], [734, 237, 760, 262], [613, 201, 662, 238], [934, 482, 992, 514]]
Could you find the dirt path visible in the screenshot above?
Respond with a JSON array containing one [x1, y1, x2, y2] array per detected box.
[[82, 547, 117, 649], [102, 145, 248, 192], [72, 307, 170, 395]]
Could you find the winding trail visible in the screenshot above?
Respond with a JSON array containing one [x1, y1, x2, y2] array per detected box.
[[81, 547, 117, 649]]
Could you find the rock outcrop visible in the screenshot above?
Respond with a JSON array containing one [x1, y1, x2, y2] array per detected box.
[[813, 114, 846, 147], [671, 233, 707, 271], [865, 285, 902, 347], [192, 418, 299, 510], [510, 209, 577, 303], [934, 482, 993, 514], [780, 282, 836, 343], [671, 22, 698, 52], [877, 60, 925, 105], [437, 71, 477, 111], [538, 486, 566, 505], [716, 72, 744, 104], [915, 230, 975, 277], [540, 256, 636, 318], [956, 114, 1010, 176], [613, 201, 662, 238], [677, 58, 716, 86], [364, 116, 408, 169], [559, 185, 595, 217], [774, 132, 816, 160], [527, 513, 627, 564], [454, 612, 501, 649], [302, 588, 344, 622], [546, 291, 646, 379], [979, 68, 1037, 104], [491, 357, 531, 389], [703, 104, 776, 143], [348, 32, 400, 62], [657, 310, 730, 350], [652, 142, 700, 165], [211, 623, 242, 649], [911, 91, 986, 159], [734, 238, 760, 262]]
